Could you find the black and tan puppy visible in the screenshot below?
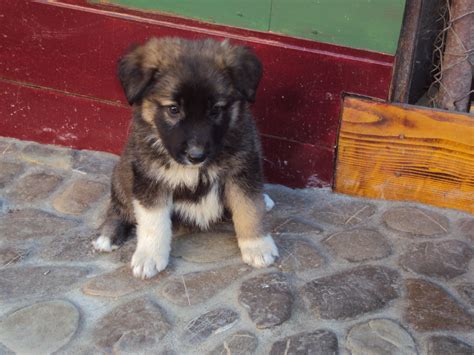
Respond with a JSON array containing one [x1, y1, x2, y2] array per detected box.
[[93, 37, 278, 279]]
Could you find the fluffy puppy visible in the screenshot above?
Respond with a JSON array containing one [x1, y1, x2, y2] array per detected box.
[[93, 37, 278, 279]]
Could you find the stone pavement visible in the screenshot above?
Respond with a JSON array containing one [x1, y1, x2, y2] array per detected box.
[[0, 136, 473, 355]]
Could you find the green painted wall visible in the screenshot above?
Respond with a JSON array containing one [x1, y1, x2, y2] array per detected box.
[[107, 0, 406, 54], [107, 0, 272, 31]]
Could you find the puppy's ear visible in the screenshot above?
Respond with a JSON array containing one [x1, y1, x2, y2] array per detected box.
[[225, 45, 263, 103], [117, 46, 156, 105]]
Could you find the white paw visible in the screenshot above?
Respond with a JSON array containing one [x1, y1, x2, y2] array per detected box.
[[239, 235, 279, 268], [92, 235, 119, 252], [263, 193, 275, 211], [131, 247, 169, 279]]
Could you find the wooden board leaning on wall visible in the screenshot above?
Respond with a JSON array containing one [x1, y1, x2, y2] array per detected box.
[[335, 97, 474, 214]]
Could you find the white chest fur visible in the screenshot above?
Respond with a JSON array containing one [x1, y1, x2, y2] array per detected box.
[[173, 183, 223, 229]]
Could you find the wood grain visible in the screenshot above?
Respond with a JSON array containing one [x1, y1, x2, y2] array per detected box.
[[335, 97, 474, 213]]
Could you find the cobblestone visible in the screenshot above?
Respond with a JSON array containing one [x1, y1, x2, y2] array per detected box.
[[425, 335, 473, 355], [458, 218, 474, 242], [269, 330, 338, 355], [301, 266, 400, 320], [1, 137, 473, 353], [383, 206, 449, 236], [0, 208, 80, 241], [0, 161, 23, 189], [93, 298, 170, 352], [7, 172, 63, 203], [275, 236, 324, 271], [239, 272, 293, 328], [171, 231, 240, 263], [0, 266, 89, 300], [20, 142, 72, 170], [0, 300, 79, 354], [53, 178, 107, 215], [209, 331, 258, 355], [456, 283, 474, 306], [346, 319, 417, 355], [405, 279, 474, 331], [161, 264, 251, 306], [183, 308, 239, 345], [83, 266, 170, 298], [399, 240, 472, 279], [323, 229, 391, 262], [312, 201, 376, 226]]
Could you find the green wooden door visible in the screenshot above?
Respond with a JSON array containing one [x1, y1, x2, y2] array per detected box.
[[107, 0, 406, 54]]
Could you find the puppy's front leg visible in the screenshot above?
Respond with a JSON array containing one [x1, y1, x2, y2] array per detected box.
[[225, 182, 279, 267], [131, 198, 172, 279]]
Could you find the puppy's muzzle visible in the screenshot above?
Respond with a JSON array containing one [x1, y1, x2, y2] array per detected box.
[[186, 145, 207, 164]]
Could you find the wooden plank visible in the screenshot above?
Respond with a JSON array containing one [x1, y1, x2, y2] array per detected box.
[[270, 0, 406, 54], [107, 0, 272, 32], [335, 97, 474, 213]]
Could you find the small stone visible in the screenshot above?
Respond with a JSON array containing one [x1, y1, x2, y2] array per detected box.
[[94, 298, 170, 352], [239, 272, 293, 328], [456, 283, 474, 306], [8, 172, 63, 202], [161, 265, 251, 306], [383, 207, 449, 236], [271, 217, 322, 235], [85, 199, 109, 229], [39, 228, 97, 261], [323, 229, 391, 262], [53, 179, 108, 215], [0, 161, 23, 189], [346, 319, 417, 355], [0, 300, 79, 354], [312, 201, 376, 226], [72, 149, 118, 176], [171, 231, 240, 263], [458, 218, 474, 243], [300, 266, 400, 320], [0, 139, 19, 158], [183, 308, 239, 345], [20, 143, 72, 170], [83, 266, 169, 298], [275, 236, 324, 272], [0, 209, 80, 241], [405, 279, 474, 331], [209, 331, 258, 355], [0, 343, 14, 355], [270, 330, 338, 355], [0, 247, 28, 266], [399, 240, 472, 279], [426, 336, 473, 355], [0, 266, 88, 300]]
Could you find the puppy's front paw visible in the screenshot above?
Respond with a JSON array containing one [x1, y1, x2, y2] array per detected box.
[[92, 235, 119, 252], [131, 247, 169, 279], [239, 235, 279, 268]]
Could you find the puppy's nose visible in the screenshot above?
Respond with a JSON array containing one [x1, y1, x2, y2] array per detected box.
[[186, 146, 206, 164]]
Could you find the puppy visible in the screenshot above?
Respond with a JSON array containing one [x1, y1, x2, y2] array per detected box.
[[93, 37, 278, 279]]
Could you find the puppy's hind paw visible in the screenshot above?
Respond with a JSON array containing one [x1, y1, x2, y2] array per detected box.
[[131, 248, 169, 279], [92, 235, 119, 252], [239, 235, 279, 268]]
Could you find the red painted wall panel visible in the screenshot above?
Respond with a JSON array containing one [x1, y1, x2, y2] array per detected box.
[[0, 0, 394, 187]]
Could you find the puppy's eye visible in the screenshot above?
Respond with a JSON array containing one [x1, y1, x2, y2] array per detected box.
[[210, 105, 223, 116], [168, 105, 180, 117]]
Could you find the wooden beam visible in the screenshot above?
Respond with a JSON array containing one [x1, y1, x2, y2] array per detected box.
[[335, 96, 474, 213]]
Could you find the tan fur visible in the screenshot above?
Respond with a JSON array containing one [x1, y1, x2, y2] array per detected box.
[[225, 181, 265, 241]]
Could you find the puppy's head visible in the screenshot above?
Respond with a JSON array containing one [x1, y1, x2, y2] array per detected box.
[[118, 37, 262, 166]]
